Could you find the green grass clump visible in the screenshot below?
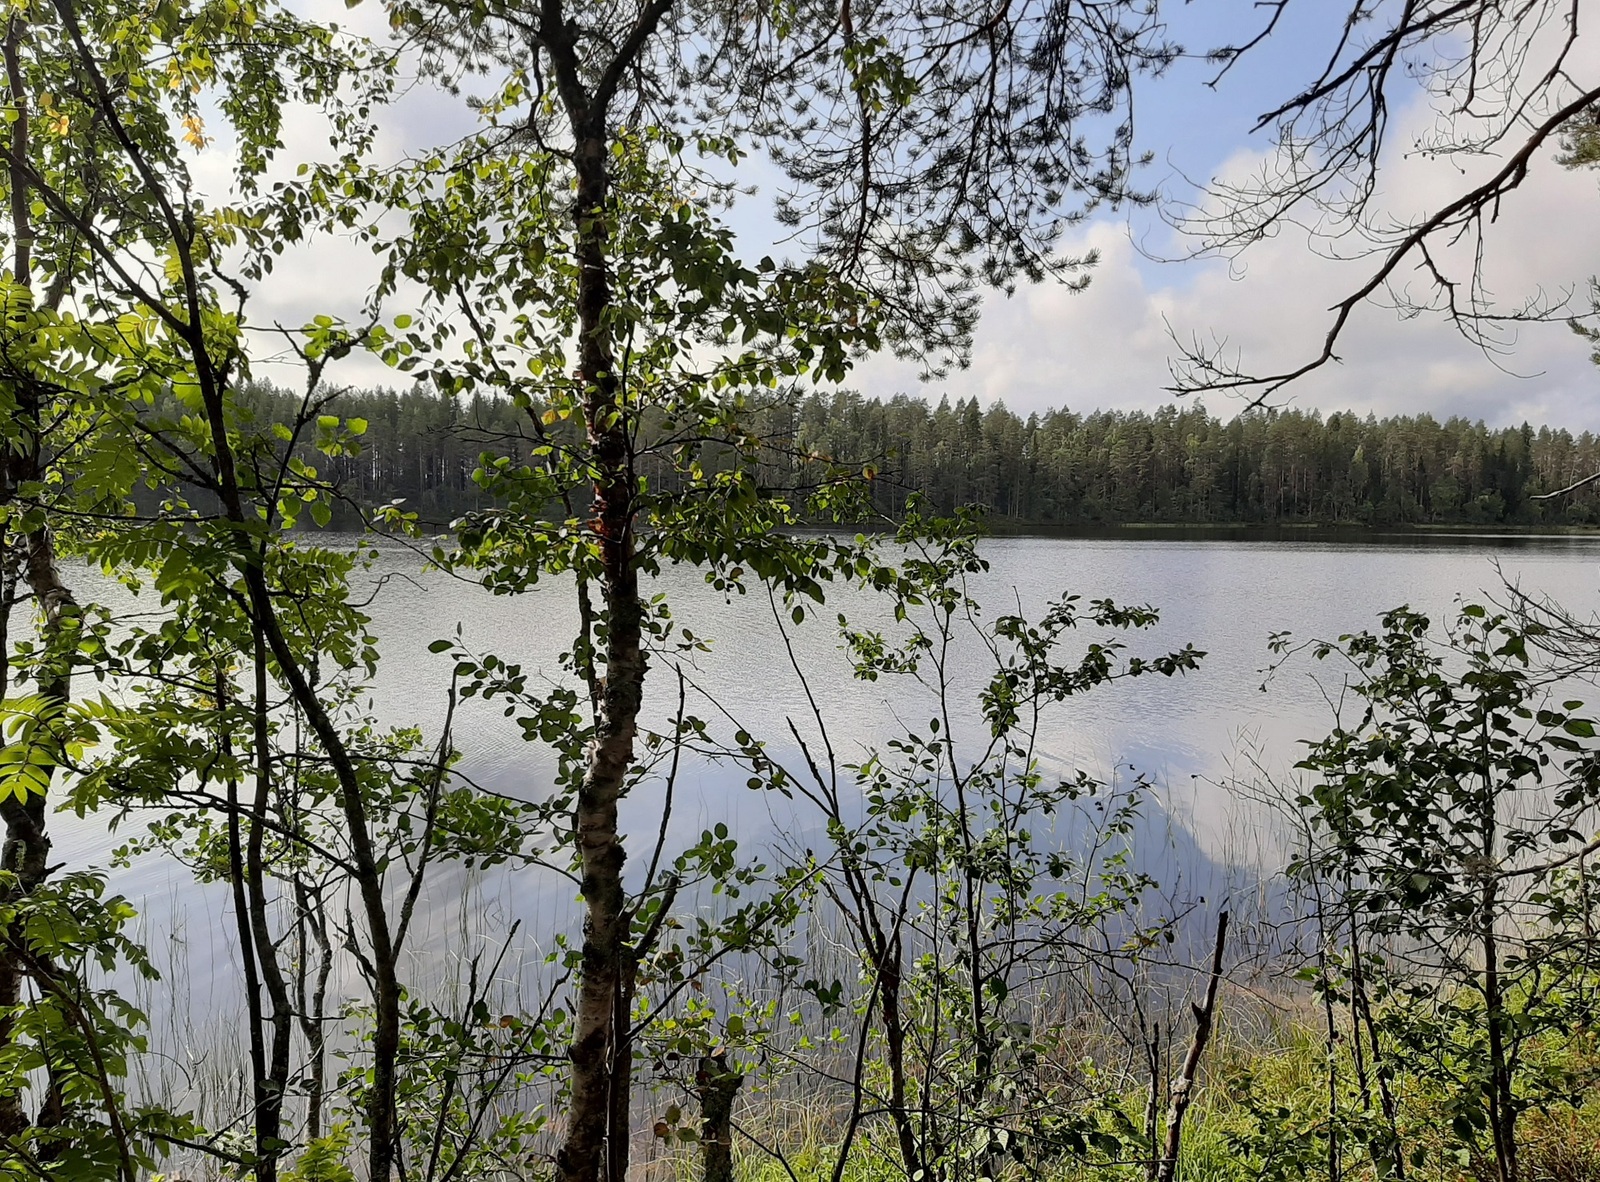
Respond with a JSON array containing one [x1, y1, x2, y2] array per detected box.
[[686, 1016, 1600, 1182]]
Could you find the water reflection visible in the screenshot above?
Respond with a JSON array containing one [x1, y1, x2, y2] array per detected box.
[[51, 532, 1600, 1011]]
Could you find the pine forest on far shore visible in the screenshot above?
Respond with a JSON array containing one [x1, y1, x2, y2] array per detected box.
[[256, 382, 1600, 529]]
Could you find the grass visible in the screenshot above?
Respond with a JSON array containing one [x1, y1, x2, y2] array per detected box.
[[632, 1011, 1600, 1182]]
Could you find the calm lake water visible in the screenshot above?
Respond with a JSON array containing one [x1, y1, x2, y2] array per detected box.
[[48, 531, 1600, 1017], [353, 530, 1600, 860]]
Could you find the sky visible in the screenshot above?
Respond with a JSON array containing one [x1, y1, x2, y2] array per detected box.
[[846, 0, 1600, 430], [233, 0, 1600, 431]]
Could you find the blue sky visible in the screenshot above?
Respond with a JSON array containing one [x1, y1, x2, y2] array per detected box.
[[848, 0, 1600, 431], [242, 1, 1600, 430]]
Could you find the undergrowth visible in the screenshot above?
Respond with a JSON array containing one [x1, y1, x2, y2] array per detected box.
[[644, 1015, 1600, 1182]]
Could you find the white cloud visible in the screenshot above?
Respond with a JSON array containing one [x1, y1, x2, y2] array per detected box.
[[173, 13, 1600, 426], [179, 19, 484, 392], [856, 63, 1600, 430]]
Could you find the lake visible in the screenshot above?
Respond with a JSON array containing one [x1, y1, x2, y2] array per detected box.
[[347, 529, 1600, 863], [46, 530, 1600, 1025]]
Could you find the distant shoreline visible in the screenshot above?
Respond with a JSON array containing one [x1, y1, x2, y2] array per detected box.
[[973, 519, 1600, 543], [350, 511, 1600, 547]]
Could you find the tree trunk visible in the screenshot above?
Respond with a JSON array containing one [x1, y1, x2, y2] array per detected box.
[[0, 14, 74, 1143], [294, 875, 335, 1141], [555, 122, 646, 1182], [1156, 912, 1229, 1182], [1142, 1022, 1161, 1182], [521, 5, 674, 1177], [879, 951, 925, 1182], [1346, 895, 1403, 1180], [1482, 877, 1518, 1182], [247, 638, 295, 1179], [697, 1053, 742, 1182]]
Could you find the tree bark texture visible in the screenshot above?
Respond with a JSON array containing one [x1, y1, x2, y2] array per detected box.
[[696, 1054, 742, 1182], [554, 121, 646, 1182], [1156, 912, 1229, 1182], [0, 11, 74, 1145], [535, 2, 672, 1174]]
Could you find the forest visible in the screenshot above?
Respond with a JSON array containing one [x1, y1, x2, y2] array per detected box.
[[2, 2, 1600, 1182], [255, 383, 1600, 527]]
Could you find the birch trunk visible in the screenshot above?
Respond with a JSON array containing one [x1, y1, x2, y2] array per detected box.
[[554, 121, 646, 1182]]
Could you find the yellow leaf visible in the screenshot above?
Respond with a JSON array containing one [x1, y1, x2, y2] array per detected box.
[[182, 113, 210, 150]]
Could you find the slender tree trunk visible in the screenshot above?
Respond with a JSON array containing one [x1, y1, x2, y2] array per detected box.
[[828, 862, 923, 1182], [0, 365, 76, 1159], [247, 635, 295, 1178], [1482, 876, 1518, 1182], [219, 655, 295, 1181], [696, 1053, 741, 1182], [514, 5, 674, 1176], [1142, 1021, 1161, 1182], [879, 951, 925, 1182], [0, 527, 17, 697], [0, 791, 49, 1144], [1476, 755, 1517, 1182], [0, 15, 73, 1143], [1156, 913, 1229, 1182], [1317, 941, 1342, 1182], [555, 121, 647, 1182], [236, 543, 403, 1181], [607, 967, 638, 1182], [536, 6, 664, 1171], [294, 875, 335, 1141], [222, 705, 271, 1177], [1346, 902, 1403, 1179]]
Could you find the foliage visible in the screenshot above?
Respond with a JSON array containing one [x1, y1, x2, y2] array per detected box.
[[0, 0, 1597, 1179], [393, 0, 1179, 375], [697, 507, 1209, 1182], [1272, 606, 1600, 1182], [1557, 104, 1600, 368], [237, 386, 1600, 529]]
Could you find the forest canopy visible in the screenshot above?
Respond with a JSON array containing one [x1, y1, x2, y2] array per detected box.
[[246, 383, 1600, 529]]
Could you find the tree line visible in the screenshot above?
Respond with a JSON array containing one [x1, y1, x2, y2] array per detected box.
[[263, 382, 1600, 528], [800, 395, 1600, 526]]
